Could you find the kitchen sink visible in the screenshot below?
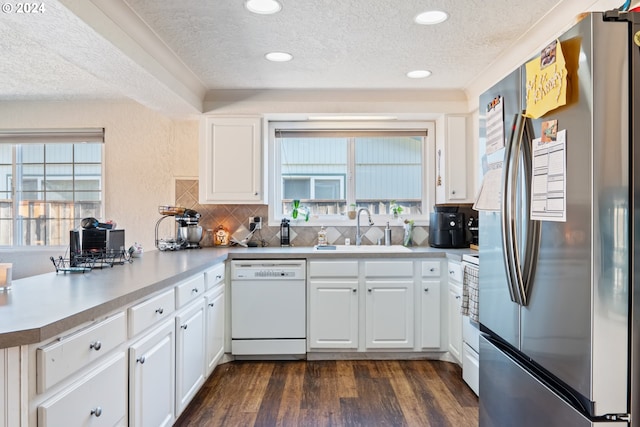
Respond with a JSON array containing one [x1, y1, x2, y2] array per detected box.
[[313, 245, 411, 253]]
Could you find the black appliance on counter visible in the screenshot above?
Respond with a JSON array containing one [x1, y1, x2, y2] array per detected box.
[[428, 207, 467, 248]]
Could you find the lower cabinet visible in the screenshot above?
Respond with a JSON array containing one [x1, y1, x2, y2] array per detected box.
[[309, 279, 359, 349], [420, 280, 442, 348], [0, 348, 20, 427], [38, 352, 127, 427], [448, 282, 463, 363], [365, 280, 414, 349], [175, 299, 206, 416], [205, 284, 225, 375], [129, 319, 176, 427]]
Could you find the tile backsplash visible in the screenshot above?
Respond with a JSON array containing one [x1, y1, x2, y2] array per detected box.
[[175, 179, 432, 248]]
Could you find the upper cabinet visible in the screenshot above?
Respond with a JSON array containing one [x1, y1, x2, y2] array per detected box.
[[199, 116, 264, 204], [436, 115, 474, 204]]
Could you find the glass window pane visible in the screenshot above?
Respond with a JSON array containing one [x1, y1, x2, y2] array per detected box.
[[0, 219, 11, 245], [315, 179, 341, 199], [76, 202, 100, 219], [18, 191, 43, 202], [49, 202, 74, 219], [46, 144, 73, 163], [0, 166, 11, 192], [0, 145, 11, 164], [75, 164, 102, 190], [20, 144, 44, 163], [47, 191, 74, 202], [74, 143, 102, 163], [283, 178, 310, 200]]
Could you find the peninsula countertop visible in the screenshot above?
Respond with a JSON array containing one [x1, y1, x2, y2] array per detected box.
[[0, 245, 474, 349]]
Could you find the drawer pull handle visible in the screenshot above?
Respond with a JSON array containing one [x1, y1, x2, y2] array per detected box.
[[449, 270, 455, 275], [352, 288, 357, 293], [192, 288, 199, 294], [209, 302, 215, 307], [155, 308, 164, 315], [216, 275, 222, 280], [137, 356, 146, 364], [91, 407, 103, 417], [89, 341, 102, 351], [455, 295, 461, 300], [181, 324, 188, 330], [368, 288, 372, 293], [424, 288, 429, 292], [430, 268, 436, 272]]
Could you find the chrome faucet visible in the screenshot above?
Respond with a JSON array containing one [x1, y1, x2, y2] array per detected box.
[[355, 208, 374, 246]]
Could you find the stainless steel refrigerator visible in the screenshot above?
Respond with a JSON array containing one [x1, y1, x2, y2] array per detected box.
[[478, 11, 640, 426]]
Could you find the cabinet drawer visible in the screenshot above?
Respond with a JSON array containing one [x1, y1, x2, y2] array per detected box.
[[205, 263, 225, 290], [421, 261, 441, 277], [365, 261, 413, 278], [176, 274, 206, 307], [129, 289, 175, 337], [447, 261, 463, 283], [37, 312, 126, 393], [309, 261, 358, 278], [38, 352, 127, 427]]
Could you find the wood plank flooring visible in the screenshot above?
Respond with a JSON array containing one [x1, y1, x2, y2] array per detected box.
[[175, 360, 478, 427]]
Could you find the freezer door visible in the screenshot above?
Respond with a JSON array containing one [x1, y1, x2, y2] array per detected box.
[[478, 68, 522, 348], [479, 336, 620, 427]]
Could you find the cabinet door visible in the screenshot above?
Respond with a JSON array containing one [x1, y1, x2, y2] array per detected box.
[[38, 353, 127, 427], [175, 300, 206, 415], [421, 280, 441, 348], [200, 116, 263, 203], [0, 348, 20, 427], [365, 280, 414, 349], [309, 279, 358, 349], [129, 319, 175, 427], [448, 283, 463, 363], [205, 285, 225, 375]]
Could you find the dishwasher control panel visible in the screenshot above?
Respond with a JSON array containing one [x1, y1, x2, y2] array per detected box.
[[231, 260, 306, 280]]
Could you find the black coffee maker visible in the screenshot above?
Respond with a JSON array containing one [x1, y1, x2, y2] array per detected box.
[[428, 206, 467, 248]]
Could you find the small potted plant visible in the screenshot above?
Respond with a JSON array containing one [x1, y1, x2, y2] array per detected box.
[[347, 204, 357, 219], [390, 200, 404, 219]]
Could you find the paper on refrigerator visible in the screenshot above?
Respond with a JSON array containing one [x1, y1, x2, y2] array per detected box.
[[473, 163, 503, 212], [530, 129, 567, 222]]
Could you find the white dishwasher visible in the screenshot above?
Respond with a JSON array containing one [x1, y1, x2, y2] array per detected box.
[[231, 260, 306, 358]]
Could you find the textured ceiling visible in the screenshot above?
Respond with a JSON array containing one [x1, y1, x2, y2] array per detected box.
[[0, 0, 631, 116]]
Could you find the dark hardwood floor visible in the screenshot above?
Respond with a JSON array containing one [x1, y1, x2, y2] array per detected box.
[[175, 359, 479, 427]]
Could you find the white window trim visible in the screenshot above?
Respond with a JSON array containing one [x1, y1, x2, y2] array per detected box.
[[268, 120, 436, 227]]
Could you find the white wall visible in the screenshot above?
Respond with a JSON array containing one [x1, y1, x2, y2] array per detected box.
[[0, 100, 198, 276]]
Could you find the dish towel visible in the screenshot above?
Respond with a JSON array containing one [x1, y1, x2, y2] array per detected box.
[[461, 263, 479, 323]]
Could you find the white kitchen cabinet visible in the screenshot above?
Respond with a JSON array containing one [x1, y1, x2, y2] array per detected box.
[[308, 261, 359, 349], [38, 352, 127, 427], [0, 347, 21, 427], [175, 299, 206, 416], [129, 319, 175, 427], [365, 280, 414, 349], [199, 116, 263, 204], [447, 261, 464, 363], [436, 115, 473, 204], [309, 279, 359, 349], [421, 260, 442, 349], [204, 284, 225, 375]]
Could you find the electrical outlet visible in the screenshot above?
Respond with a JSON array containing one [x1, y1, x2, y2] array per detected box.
[[249, 216, 262, 231]]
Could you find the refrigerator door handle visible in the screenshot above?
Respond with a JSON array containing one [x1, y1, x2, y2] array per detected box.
[[519, 116, 541, 305], [501, 114, 524, 305]]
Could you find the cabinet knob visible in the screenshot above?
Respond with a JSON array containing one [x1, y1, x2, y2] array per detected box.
[[452, 190, 456, 195], [90, 407, 103, 417], [192, 288, 199, 294], [181, 324, 188, 330], [430, 268, 435, 272], [155, 308, 164, 315], [209, 302, 215, 307], [455, 295, 461, 300], [352, 288, 357, 293], [254, 192, 259, 196], [449, 270, 455, 275], [424, 288, 429, 292], [216, 275, 222, 280], [137, 356, 146, 364], [368, 288, 372, 293], [89, 341, 102, 351]]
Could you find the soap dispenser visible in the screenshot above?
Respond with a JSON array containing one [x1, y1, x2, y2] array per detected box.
[[384, 222, 392, 246], [317, 226, 327, 246]]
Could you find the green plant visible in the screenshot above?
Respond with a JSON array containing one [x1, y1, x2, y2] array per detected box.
[[291, 200, 309, 222], [390, 200, 404, 217]]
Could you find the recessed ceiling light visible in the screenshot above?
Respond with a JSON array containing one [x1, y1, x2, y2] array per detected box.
[[265, 52, 293, 62], [407, 70, 432, 79], [245, 0, 282, 15], [414, 10, 448, 25]]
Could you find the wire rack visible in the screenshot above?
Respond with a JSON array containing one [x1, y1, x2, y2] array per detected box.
[[50, 249, 132, 274]]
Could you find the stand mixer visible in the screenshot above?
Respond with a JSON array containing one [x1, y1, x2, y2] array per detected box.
[[176, 209, 203, 249]]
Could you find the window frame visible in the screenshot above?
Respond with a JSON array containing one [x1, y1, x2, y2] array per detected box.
[[0, 129, 105, 248], [268, 120, 435, 226]]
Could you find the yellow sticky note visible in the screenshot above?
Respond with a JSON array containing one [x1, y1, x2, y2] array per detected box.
[[524, 40, 567, 119]]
